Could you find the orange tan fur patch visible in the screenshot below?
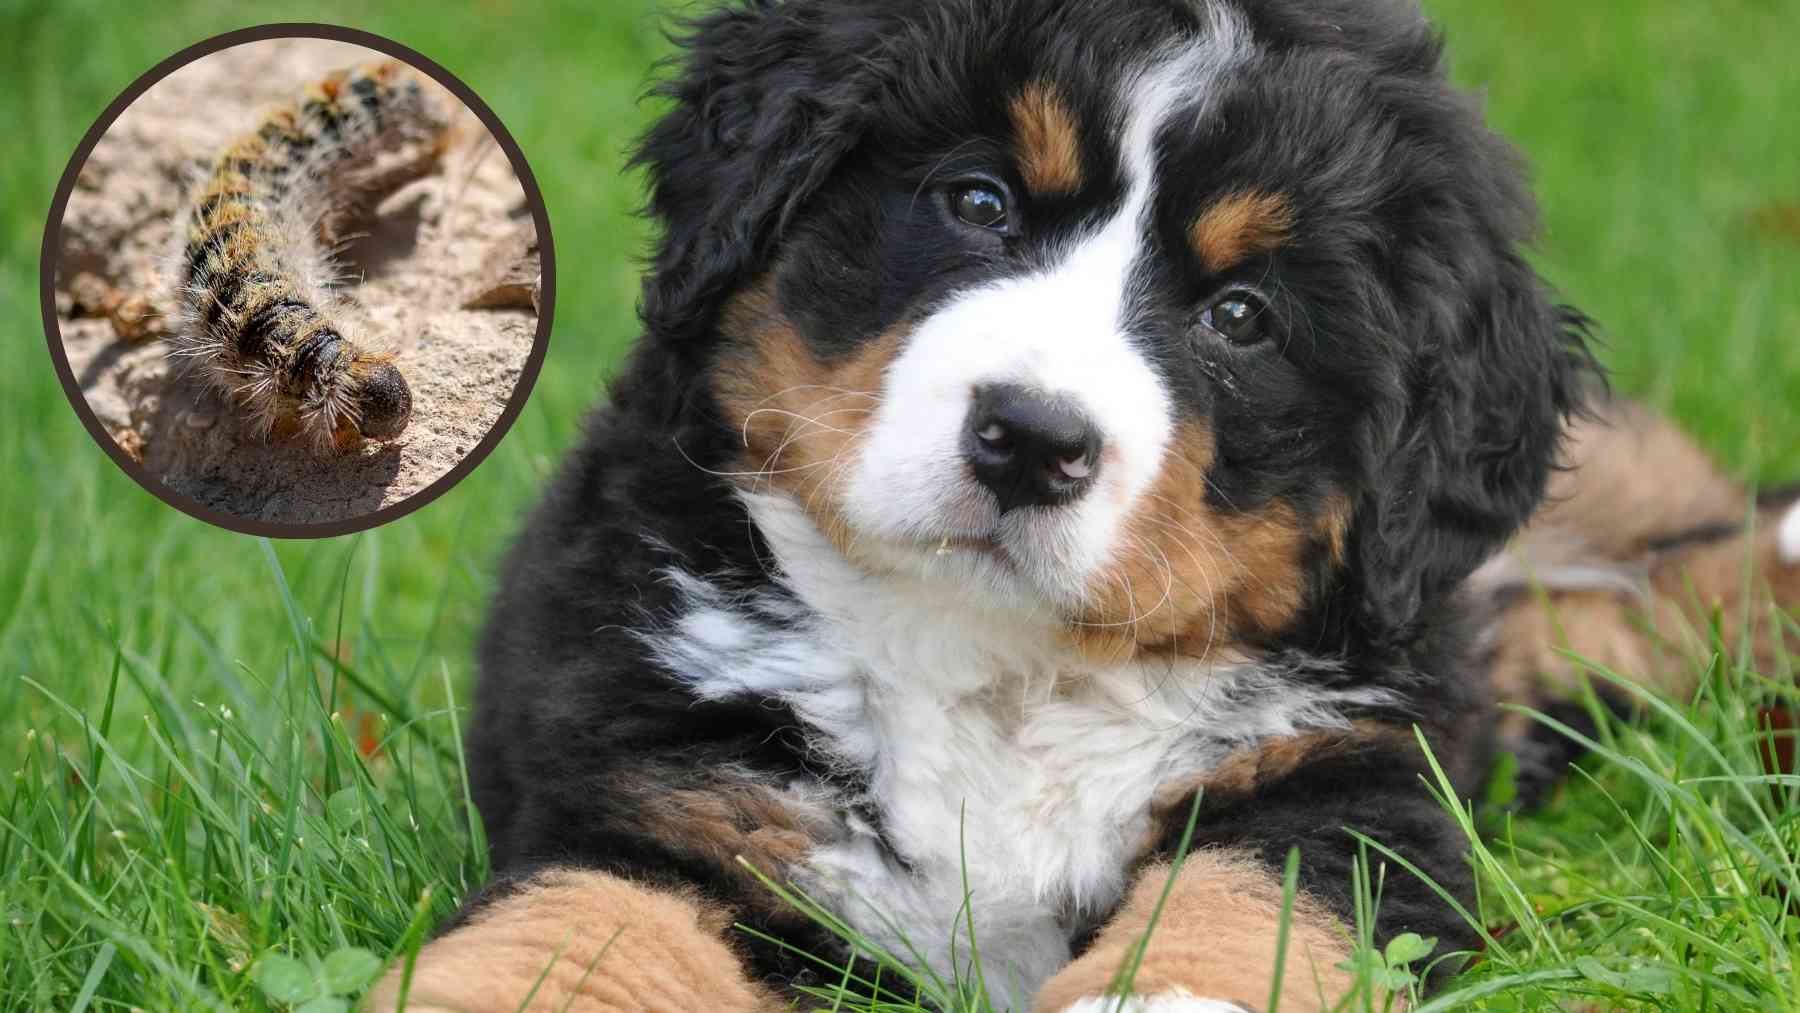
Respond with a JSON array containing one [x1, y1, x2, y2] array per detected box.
[[1490, 514, 1800, 731], [1159, 721, 1416, 815], [713, 281, 900, 550], [1126, 723, 1417, 865], [363, 869, 778, 1013], [1033, 850, 1355, 1012], [1010, 82, 1085, 195], [1189, 190, 1295, 273], [1316, 491, 1353, 568], [630, 779, 827, 896], [1522, 399, 1749, 563], [1487, 399, 1797, 728], [1076, 423, 1317, 661]]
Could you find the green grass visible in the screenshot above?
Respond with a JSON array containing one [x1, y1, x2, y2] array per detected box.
[[1, 0, 1797, 1009]]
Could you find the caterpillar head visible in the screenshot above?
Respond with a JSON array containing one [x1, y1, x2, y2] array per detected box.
[[347, 357, 412, 443]]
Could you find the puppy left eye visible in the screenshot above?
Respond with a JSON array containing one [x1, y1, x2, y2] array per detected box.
[[950, 183, 1011, 232], [1201, 290, 1269, 345]]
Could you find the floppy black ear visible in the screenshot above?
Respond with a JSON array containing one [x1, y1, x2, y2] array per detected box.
[[632, 2, 878, 343], [1349, 248, 1595, 647]]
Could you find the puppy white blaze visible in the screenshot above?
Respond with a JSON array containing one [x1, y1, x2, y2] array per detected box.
[[840, 18, 1251, 611]]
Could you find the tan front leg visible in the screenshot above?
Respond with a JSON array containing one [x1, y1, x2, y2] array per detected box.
[[364, 869, 779, 1012], [1035, 850, 1355, 1013]]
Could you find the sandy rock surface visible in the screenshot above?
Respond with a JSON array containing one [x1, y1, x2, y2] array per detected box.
[[52, 39, 542, 529]]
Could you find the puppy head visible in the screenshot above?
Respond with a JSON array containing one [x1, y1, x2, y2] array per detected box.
[[639, 0, 1594, 657]]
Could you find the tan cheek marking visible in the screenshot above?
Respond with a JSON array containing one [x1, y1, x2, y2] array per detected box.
[[1010, 81, 1085, 195], [1190, 190, 1295, 273], [1075, 423, 1312, 661], [363, 869, 778, 1012], [1033, 850, 1357, 1012], [713, 280, 902, 551]]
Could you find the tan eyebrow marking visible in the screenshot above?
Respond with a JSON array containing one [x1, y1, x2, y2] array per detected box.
[[1189, 190, 1295, 272], [1009, 82, 1085, 195]]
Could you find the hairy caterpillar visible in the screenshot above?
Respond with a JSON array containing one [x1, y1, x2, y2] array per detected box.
[[172, 60, 449, 452]]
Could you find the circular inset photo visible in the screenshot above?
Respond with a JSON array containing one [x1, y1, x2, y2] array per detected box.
[[42, 25, 552, 536]]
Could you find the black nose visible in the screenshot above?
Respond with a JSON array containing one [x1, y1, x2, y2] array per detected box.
[[963, 383, 1103, 513]]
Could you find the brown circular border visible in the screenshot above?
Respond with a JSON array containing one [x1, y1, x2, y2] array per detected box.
[[39, 22, 556, 540]]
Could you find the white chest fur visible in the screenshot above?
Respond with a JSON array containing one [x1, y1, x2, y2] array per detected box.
[[645, 494, 1387, 1006]]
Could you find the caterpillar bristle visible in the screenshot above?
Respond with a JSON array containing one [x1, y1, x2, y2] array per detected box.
[[169, 58, 447, 454]]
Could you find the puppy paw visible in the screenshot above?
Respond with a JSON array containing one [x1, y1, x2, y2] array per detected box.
[[1779, 498, 1800, 565], [1055, 989, 1254, 1013]]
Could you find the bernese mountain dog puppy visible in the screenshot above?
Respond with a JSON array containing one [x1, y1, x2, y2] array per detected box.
[[370, 0, 1800, 1009]]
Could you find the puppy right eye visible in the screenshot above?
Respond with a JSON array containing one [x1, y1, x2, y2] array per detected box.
[[1201, 289, 1270, 346], [950, 183, 1010, 232]]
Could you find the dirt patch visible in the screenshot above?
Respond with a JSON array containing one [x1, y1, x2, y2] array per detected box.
[[50, 38, 543, 529]]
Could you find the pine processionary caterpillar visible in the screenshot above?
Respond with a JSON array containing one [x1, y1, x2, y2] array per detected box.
[[173, 60, 450, 453]]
